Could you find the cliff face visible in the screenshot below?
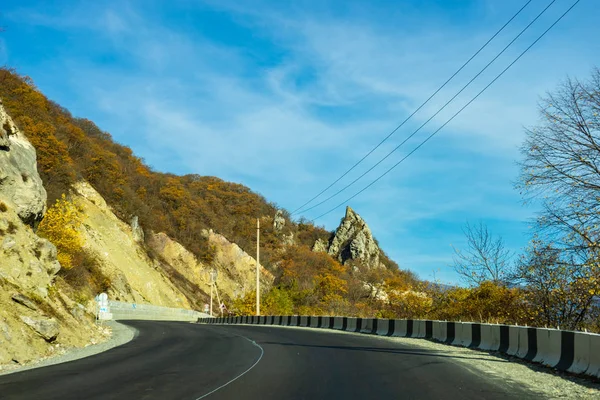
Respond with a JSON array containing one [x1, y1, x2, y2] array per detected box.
[[72, 181, 192, 308], [315, 206, 384, 269], [0, 103, 105, 370], [148, 229, 273, 308], [0, 99, 47, 225]]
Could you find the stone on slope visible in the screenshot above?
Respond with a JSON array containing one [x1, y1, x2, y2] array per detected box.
[[20, 316, 59, 342], [11, 293, 38, 311]]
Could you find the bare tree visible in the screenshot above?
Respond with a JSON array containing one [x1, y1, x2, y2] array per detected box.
[[451, 221, 512, 286], [517, 68, 600, 254], [515, 68, 600, 330]]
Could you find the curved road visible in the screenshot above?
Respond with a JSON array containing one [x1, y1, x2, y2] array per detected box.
[[0, 321, 536, 399]]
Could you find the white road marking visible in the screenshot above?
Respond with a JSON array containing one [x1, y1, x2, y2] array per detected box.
[[194, 330, 264, 400]]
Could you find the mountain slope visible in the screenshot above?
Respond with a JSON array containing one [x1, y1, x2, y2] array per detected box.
[[0, 68, 328, 268]]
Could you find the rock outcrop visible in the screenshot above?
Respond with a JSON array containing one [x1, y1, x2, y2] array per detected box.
[[315, 206, 384, 269], [0, 101, 47, 225], [273, 210, 285, 232], [130, 216, 144, 243], [312, 238, 328, 253]]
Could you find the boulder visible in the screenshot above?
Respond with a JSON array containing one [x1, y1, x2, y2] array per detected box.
[[11, 293, 38, 311], [0, 103, 47, 225], [20, 316, 59, 342]]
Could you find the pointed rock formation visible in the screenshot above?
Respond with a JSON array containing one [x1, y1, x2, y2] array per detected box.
[[315, 206, 384, 269]]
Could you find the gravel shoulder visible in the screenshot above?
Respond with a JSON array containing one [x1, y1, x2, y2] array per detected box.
[[0, 321, 137, 376], [234, 324, 600, 399]]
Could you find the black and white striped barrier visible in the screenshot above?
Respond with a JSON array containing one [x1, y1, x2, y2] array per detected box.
[[198, 316, 600, 379]]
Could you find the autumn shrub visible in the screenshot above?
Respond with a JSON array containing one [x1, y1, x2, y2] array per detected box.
[[231, 291, 257, 316], [427, 281, 527, 324], [37, 194, 83, 269], [263, 286, 294, 315]]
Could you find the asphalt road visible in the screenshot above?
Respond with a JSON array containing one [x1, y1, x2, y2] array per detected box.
[[0, 321, 537, 400]]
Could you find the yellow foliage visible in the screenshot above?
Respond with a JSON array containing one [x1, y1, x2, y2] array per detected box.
[[37, 194, 83, 269]]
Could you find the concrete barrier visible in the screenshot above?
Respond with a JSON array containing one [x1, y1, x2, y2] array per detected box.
[[479, 324, 501, 351], [444, 322, 455, 344], [515, 327, 537, 361], [454, 323, 473, 347], [197, 315, 600, 379], [507, 326, 521, 356], [470, 324, 482, 348], [346, 318, 357, 332], [567, 332, 590, 374], [108, 300, 206, 322], [376, 319, 390, 336], [534, 328, 562, 367], [396, 319, 409, 337], [360, 318, 376, 334], [325, 316, 335, 329], [415, 320, 427, 338], [585, 333, 600, 378], [432, 321, 447, 342], [333, 317, 344, 330], [310, 316, 319, 328]]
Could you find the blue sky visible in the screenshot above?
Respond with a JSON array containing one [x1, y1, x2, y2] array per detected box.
[[1, 0, 598, 284]]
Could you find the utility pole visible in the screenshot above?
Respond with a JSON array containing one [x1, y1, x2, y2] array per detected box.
[[256, 218, 260, 316], [209, 269, 217, 317]]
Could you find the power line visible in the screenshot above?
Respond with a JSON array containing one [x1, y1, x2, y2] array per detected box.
[[295, 0, 555, 216], [290, 0, 533, 215], [310, 0, 581, 223]]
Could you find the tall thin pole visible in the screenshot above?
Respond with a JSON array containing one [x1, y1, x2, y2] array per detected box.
[[210, 282, 213, 317], [256, 218, 260, 316], [215, 283, 223, 317]]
